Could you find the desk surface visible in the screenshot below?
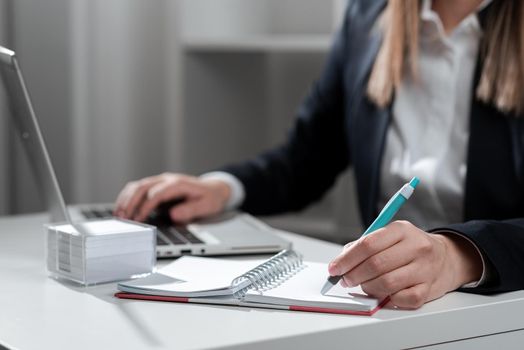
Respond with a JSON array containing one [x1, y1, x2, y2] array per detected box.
[[1, 213, 523, 350]]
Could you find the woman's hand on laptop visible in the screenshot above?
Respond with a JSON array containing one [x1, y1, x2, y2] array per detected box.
[[114, 173, 231, 223]]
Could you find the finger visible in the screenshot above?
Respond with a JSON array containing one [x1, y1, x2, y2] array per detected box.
[[169, 198, 215, 223], [328, 241, 356, 276], [122, 180, 159, 218], [133, 181, 186, 222], [359, 262, 423, 299], [342, 239, 415, 287], [114, 184, 138, 216], [325, 241, 356, 276], [329, 224, 404, 276], [134, 181, 199, 222], [342, 240, 356, 251], [384, 299, 397, 310], [389, 283, 430, 310], [116, 177, 161, 218]]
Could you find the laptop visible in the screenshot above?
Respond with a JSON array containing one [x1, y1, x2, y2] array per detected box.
[[0, 45, 291, 257]]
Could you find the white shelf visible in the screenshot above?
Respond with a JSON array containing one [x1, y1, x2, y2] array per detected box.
[[183, 35, 332, 53]]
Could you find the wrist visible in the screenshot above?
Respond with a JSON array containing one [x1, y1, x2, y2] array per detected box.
[[199, 171, 245, 210], [202, 178, 232, 208], [434, 233, 483, 290]]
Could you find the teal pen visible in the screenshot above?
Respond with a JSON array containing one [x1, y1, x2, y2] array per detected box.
[[320, 176, 420, 295]]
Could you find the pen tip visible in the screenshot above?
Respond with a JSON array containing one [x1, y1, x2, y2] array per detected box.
[[409, 177, 420, 188]]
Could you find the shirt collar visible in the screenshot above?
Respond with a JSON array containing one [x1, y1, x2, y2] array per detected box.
[[420, 0, 491, 42]]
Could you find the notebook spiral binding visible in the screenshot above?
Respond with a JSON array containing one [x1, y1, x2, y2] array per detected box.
[[231, 250, 304, 298]]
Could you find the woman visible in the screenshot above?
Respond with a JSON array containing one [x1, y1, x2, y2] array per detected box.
[[114, 0, 524, 309]]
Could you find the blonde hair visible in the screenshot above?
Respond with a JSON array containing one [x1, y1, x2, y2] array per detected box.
[[367, 0, 524, 115]]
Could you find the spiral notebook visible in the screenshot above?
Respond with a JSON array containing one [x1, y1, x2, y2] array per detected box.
[[115, 250, 388, 316]]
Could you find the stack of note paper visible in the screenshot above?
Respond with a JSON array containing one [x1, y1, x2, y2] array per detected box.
[[46, 219, 156, 285]]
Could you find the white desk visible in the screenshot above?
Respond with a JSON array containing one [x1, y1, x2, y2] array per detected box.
[[1, 213, 523, 350]]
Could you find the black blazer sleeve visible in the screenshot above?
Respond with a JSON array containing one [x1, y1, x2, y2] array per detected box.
[[431, 90, 524, 293], [433, 220, 524, 293], [219, 9, 353, 216]]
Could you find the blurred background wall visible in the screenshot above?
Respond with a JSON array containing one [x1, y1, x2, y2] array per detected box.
[[0, 0, 362, 242]]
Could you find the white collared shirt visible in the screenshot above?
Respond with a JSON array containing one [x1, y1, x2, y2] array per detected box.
[[378, 0, 491, 287], [378, 0, 485, 230]]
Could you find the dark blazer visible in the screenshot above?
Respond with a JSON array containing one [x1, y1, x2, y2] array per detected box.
[[221, 0, 524, 294]]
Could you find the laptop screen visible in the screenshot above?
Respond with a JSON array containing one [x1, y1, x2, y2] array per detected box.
[[0, 46, 69, 222]]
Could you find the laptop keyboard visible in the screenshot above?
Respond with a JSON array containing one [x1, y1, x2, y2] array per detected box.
[[80, 208, 204, 246], [81, 208, 114, 219]]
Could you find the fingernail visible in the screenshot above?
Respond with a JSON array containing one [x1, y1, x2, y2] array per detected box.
[[340, 279, 348, 288]]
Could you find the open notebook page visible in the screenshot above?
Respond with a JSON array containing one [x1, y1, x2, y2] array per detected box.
[[118, 256, 264, 297], [243, 262, 382, 312]]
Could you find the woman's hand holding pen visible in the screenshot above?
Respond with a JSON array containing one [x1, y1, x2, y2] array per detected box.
[[328, 221, 483, 309], [114, 173, 231, 223]]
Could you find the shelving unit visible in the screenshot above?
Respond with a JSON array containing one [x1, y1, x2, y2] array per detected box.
[[183, 35, 332, 53], [178, 0, 362, 242]]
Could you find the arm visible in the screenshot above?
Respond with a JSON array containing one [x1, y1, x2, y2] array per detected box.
[[433, 219, 524, 293]]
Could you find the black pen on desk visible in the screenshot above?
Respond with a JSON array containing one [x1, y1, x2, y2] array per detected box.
[[320, 177, 420, 295]]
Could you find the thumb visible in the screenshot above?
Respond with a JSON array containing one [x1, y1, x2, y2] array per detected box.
[[169, 198, 211, 223]]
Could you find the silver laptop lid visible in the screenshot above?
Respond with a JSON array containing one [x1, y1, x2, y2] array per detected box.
[[0, 46, 70, 223]]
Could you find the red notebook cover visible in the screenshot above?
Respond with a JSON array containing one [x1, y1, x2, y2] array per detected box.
[[114, 291, 388, 316]]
